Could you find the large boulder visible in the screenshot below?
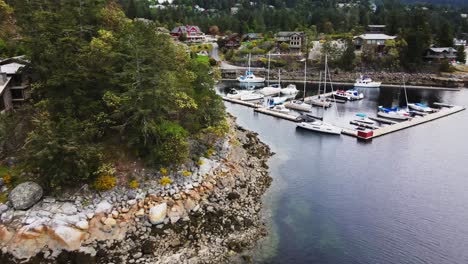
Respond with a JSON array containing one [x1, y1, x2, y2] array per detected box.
[[95, 200, 113, 214], [9, 182, 43, 210], [148, 203, 167, 225]]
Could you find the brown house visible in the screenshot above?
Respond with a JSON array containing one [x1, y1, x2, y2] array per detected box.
[[224, 34, 241, 48]]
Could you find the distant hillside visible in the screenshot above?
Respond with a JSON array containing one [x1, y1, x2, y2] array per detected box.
[[401, 0, 467, 6]]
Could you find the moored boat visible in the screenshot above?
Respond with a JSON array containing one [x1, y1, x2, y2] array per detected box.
[[297, 119, 342, 135], [377, 106, 410, 120], [270, 104, 290, 113], [285, 100, 312, 112], [408, 103, 433, 113], [354, 113, 374, 124], [260, 84, 281, 96], [226, 88, 252, 99], [237, 71, 265, 83], [240, 92, 264, 101], [354, 75, 381, 88], [281, 84, 299, 95]]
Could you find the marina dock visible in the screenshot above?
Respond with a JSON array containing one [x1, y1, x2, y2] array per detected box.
[[222, 96, 465, 140]]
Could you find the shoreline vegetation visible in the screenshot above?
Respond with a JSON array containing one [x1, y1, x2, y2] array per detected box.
[[0, 117, 274, 264]]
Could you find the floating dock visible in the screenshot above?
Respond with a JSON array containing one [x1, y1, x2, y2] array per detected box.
[[222, 96, 465, 140], [364, 106, 466, 139]]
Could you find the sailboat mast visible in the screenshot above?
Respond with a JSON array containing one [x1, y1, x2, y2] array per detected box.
[[303, 59, 307, 101], [267, 52, 271, 86], [403, 75, 409, 112], [322, 54, 327, 112], [248, 53, 251, 72]]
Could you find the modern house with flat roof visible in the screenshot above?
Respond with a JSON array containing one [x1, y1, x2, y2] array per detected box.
[[353, 33, 397, 51]]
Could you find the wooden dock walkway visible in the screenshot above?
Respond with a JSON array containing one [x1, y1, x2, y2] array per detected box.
[[368, 116, 399, 125], [369, 106, 466, 139], [223, 96, 465, 140]]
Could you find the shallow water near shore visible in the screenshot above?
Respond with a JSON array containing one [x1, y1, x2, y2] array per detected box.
[[218, 81, 468, 264]]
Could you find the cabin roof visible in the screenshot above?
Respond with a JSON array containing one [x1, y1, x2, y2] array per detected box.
[[0, 62, 26, 75]]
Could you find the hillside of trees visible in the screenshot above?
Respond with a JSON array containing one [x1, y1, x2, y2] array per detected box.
[[401, 0, 467, 6], [0, 0, 226, 193]]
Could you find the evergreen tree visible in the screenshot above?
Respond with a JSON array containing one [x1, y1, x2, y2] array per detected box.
[[456, 45, 466, 64]]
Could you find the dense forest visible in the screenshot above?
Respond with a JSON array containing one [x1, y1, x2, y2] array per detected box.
[[0, 0, 226, 192]]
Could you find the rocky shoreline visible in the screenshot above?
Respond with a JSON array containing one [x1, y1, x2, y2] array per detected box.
[[222, 69, 468, 88], [0, 118, 273, 264]]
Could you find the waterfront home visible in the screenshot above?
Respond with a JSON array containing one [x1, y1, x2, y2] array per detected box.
[[275, 32, 304, 49], [224, 34, 241, 48], [170, 25, 206, 43], [0, 57, 30, 112], [424, 47, 457, 62], [242, 33, 263, 42], [353, 33, 397, 51]]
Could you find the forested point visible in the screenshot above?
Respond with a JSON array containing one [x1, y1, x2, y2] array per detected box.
[[0, 0, 226, 193]]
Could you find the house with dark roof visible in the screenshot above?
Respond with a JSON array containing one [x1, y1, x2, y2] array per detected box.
[[275, 32, 304, 49], [242, 33, 263, 42], [170, 25, 206, 43], [425, 47, 457, 61], [224, 34, 241, 48], [0, 57, 30, 112]]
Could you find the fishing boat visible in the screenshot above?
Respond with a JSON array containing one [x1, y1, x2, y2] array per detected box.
[[281, 84, 298, 95], [270, 104, 290, 113], [240, 92, 264, 101], [408, 103, 433, 113], [226, 88, 252, 99], [354, 113, 374, 124], [297, 54, 342, 135], [237, 54, 265, 83], [354, 75, 381, 88], [377, 106, 410, 120]]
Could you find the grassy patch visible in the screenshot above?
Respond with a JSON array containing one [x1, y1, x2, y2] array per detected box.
[[0, 166, 9, 177], [194, 55, 209, 64]]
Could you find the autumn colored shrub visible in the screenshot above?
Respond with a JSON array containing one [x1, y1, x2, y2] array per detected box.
[[129, 180, 139, 189], [93, 175, 116, 191], [159, 176, 172, 186]]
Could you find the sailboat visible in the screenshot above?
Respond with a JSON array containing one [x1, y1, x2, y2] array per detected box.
[[237, 53, 265, 83], [377, 78, 411, 120], [260, 62, 282, 95], [305, 71, 331, 108], [297, 54, 342, 135], [284, 58, 313, 112]]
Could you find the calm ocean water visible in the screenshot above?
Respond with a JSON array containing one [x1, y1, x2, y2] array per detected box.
[[218, 81, 468, 264]]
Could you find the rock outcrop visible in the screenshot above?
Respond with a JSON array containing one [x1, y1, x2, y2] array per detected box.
[[8, 182, 43, 210]]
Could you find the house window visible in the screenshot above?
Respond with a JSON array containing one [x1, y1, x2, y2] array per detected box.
[[11, 89, 23, 100]]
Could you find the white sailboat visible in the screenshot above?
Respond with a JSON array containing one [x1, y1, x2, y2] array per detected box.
[[237, 53, 265, 83], [284, 58, 312, 112], [270, 104, 290, 113], [240, 92, 264, 101], [260, 65, 282, 95], [305, 71, 331, 108], [297, 55, 342, 135], [377, 79, 410, 120]]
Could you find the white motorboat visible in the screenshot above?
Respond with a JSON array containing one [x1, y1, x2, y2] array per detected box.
[[237, 71, 265, 83], [377, 106, 410, 120], [345, 89, 364, 100], [285, 100, 312, 112], [240, 93, 264, 101], [408, 103, 433, 113], [260, 84, 281, 96], [267, 96, 289, 106], [270, 104, 290, 113], [297, 119, 342, 135], [354, 75, 381, 88], [354, 113, 374, 124], [281, 84, 299, 95], [226, 88, 252, 99], [237, 54, 265, 83]]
